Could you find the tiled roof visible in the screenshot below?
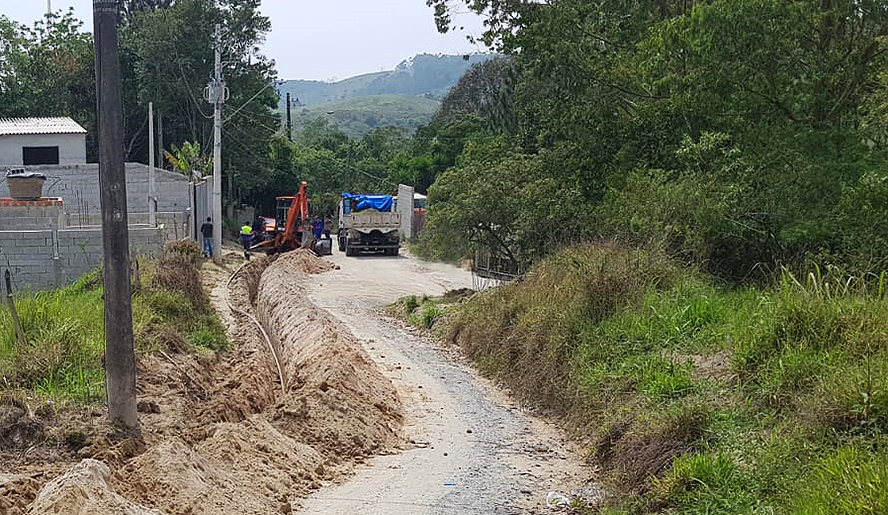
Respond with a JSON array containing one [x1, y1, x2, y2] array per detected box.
[[0, 117, 87, 136]]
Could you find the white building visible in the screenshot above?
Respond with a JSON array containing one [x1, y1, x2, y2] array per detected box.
[[0, 117, 87, 166]]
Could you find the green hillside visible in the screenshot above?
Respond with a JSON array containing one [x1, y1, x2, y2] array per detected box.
[[277, 53, 494, 109], [286, 94, 441, 138]]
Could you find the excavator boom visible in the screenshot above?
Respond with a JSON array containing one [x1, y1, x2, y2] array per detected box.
[[252, 181, 310, 254]]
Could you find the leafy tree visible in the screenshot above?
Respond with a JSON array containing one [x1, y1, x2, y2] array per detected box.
[[0, 12, 96, 156]]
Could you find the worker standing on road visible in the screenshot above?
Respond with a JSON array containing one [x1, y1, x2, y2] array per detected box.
[[240, 221, 254, 261], [200, 217, 213, 258], [312, 217, 323, 241], [323, 216, 333, 240]]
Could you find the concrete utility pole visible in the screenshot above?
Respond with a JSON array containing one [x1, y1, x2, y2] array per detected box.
[[211, 24, 225, 263], [286, 93, 293, 142], [148, 102, 156, 226], [47, 1, 52, 16], [93, 0, 138, 430]]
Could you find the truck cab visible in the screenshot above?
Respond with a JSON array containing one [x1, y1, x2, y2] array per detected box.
[[338, 193, 401, 256]]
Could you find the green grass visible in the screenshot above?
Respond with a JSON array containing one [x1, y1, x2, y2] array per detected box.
[[0, 246, 226, 404], [415, 243, 888, 514]]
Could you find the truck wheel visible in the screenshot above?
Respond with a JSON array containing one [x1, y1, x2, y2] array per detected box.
[[391, 247, 399, 256], [345, 242, 354, 256]]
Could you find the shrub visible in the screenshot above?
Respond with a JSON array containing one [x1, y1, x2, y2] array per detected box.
[[404, 295, 419, 315], [148, 252, 208, 311], [165, 239, 203, 265]]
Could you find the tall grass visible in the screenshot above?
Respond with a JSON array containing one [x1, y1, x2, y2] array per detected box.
[[441, 243, 888, 513], [0, 247, 226, 403]]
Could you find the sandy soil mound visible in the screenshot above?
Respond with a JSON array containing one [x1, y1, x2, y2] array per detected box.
[[108, 250, 402, 514], [0, 474, 40, 515], [259, 252, 403, 462], [115, 418, 323, 515], [27, 459, 162, 515]]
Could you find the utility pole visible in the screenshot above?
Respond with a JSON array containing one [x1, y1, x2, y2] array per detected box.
[[210, 24, 225, 263], [286, 93, 293, 142], [148, 102, 156, 226], [93, 0, 138, 430], [47, 0, 51, 16]]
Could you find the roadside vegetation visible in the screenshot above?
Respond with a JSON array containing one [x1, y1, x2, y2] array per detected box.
[[399, 244, 888, 513], [0, 241, 226, 404], [389, 3, 888, 510]]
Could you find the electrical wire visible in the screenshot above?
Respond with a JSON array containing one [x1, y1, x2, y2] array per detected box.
[[224, 81, 280, 123]]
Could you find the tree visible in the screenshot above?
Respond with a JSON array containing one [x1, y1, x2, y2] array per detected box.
[[0, 11, 97, 157], [121, 0, 278, 185]]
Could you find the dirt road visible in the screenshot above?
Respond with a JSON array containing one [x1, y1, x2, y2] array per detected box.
[[300, 252, 593, 514]]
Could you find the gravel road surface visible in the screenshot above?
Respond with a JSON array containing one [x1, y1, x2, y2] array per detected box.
[[300, 252, 593, 514]]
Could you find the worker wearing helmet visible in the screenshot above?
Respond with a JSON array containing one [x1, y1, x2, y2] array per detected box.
[[240, 221, 254, 261]]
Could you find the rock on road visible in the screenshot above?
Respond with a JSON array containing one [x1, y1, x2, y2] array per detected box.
[[299, 251, 592, 514]]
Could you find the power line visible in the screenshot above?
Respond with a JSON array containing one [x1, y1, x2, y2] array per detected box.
[[224, 80, 281, 123]]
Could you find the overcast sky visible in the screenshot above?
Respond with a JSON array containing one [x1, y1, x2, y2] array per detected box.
[[1, 0, 486, 81]]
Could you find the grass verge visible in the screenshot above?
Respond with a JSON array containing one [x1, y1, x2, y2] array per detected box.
[[0, 240, 227, 404], [397, 243, 888, 514]]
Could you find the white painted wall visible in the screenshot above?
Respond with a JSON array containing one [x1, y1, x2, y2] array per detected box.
[[0, 133, 87, 166]]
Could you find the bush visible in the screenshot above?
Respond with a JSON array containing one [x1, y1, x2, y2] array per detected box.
[[165, 239, 203, 265], [404, 295, 419, 315]]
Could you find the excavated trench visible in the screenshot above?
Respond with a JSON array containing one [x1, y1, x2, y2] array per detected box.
[[16, 251, 404, 515]]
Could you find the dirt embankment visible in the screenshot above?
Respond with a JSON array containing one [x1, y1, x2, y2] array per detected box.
[[5, 251, 403, 515]]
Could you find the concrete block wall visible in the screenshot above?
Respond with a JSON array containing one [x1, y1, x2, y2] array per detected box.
[[62, 211, 190, 243], [0, 163, 190, 215], [0, 204, 64, 230], [0, 227, 163, 291]]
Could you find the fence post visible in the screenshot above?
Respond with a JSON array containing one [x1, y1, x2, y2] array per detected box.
[[5, 270, 26, 347]]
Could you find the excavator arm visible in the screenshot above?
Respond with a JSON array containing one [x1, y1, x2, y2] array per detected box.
[[252, 181, 310, 254], [281, 181, 309, 246]]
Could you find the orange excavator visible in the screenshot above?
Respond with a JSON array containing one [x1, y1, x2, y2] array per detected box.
[[252, 181, 311, 254]]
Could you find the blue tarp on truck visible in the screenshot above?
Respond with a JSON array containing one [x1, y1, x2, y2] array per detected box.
[[341, 193, 394, 213]]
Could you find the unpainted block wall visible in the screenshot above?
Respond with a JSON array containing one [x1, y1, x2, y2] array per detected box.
[[0, 163, 190, 214], [0, 227, 163, 291]]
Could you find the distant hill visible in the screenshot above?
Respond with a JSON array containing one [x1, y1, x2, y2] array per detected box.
[[278, 53, 495, 109], [278, 54, 493, 110], [289, 95, 441, 139]]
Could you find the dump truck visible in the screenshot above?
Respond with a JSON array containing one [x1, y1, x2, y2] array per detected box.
[[338, 193, 400, 256]]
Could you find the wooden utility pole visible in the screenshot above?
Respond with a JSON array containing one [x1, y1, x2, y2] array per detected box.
[[93, 0, 138, 430], [286, 93, 293, 142]]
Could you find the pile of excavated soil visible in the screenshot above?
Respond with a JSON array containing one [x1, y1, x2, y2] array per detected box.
[[27, 460, 161, 515], [6, 250, 401, 514], [258, 252, 403, 462], [0, 474, 40, 515], [109, 250, 402, 514]]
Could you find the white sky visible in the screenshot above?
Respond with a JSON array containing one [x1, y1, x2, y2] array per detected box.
[[0, 0, 486, 81]]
